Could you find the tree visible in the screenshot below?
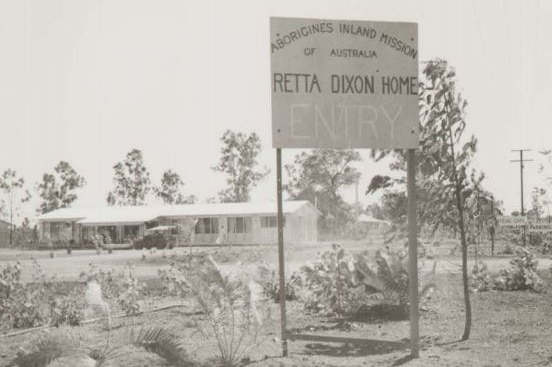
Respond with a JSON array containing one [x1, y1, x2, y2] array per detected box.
[[285, 149, 361, 235], [528, 187, 547, 221], [107, 149, 151, 206], [527, 187, 551, 250], [212, 130, 269, 203], [37, 161, 86, 214], [0, 169, 31, 244], [367, 59, 481, 340], [537, 150, 552, 219], [154, 170, 196, 204]]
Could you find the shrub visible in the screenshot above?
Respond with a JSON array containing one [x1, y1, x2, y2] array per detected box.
[[354, 249, 409, 307], [300, 244, 364, 315], [159, 256, 269, 367], [79, 263, 144, 316], [1, 260, 90, 330], [300, 245, 437, 317], [109, 326, 192, 367], [257, 264, 302, 303], [12, 329, 81, 367], [497, 247, 544, 292], [79, 264, 117, 299], [470, 262, 494, 293], [50, 289, 87, 326], [116, 265, 144, 316], [471, 247, 544, 293], [13, 324, 191, 367], [0, 260, 55, 330], [354, 247, 436, 315]]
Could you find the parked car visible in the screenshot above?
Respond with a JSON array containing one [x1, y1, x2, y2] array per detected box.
[[133, 232, 176, 250]]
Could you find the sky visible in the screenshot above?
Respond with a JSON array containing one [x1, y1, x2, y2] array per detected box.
[[0, 0, 552, 224]]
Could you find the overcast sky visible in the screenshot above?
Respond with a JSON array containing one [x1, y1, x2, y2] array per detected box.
[[1, 0, 551, 223]]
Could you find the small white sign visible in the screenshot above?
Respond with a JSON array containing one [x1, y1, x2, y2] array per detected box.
[[528, 222, 552, 233], [498, 216, 527, 227]]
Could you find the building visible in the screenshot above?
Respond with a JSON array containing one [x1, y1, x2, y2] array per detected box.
[[37, 201, 319, 246], [357, 214, 391, 235], [0, 219, 11, 247]]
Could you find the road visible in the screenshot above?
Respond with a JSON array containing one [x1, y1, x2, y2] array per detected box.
[[0, 245, 550, 282]]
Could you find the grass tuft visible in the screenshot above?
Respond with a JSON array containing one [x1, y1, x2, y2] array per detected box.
[[12, 330, 79, 367]]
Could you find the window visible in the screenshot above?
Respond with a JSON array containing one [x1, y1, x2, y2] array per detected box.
[[195, 218, 219, 234], [50, 222, 60, 239], [124, 225, 140, 237], [260, 216, 284, 228], [227, 217, 252, 233]]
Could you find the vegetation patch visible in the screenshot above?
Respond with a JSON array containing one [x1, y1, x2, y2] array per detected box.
[[471, 247, 545, 293]]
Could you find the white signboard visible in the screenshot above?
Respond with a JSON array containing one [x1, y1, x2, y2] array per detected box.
[[498, 216, 527, 228], [528, 222, 552, 233], [270, 17, 419, 149]]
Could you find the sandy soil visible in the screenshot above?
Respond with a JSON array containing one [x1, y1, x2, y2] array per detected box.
[[2, 272, 552, 367], [2, 243, 552, 366]]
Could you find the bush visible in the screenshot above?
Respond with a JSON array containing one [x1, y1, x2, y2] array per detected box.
[[0, 261, 54, 330], [497, 247, 544, 292], [50, 289, 87, 326], [257, 264, 302, 303], [159, 256, 269, 367], [0, 260, 89, 330], [300, 245, 436, 317], [79, 263, 144, 316], [12, 330, 81, 367], [471, 247, 544, 293], [12, 326, 191, 367], [470, 262, 494, 293], [116, 265, 144, 316], [300, 244, 365, 315]]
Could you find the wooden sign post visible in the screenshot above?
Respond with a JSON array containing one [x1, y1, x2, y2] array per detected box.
[[270, 17, 420, 357]]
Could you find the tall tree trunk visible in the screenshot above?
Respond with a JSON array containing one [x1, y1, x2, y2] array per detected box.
[[9, 203, 13, 245], [448, 128, 472, 341]]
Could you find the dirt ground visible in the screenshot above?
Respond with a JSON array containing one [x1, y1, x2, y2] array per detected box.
[[1, 240, 546, 281], [1, 242, 552, 366]]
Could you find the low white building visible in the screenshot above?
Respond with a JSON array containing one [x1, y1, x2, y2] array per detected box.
[[37, 201, 319, 246], [357, 214, 391, 235]]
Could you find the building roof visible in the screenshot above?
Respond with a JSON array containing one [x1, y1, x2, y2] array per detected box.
[[36, 207, 90, 221], [157, 201, 313, 218], [358, 214, 390, 225], [77, 206, 161, 226], [38, 200, 316, 226]]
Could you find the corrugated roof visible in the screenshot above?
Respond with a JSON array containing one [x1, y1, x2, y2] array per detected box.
[[37, 200, 315, 225], [77, 206, 160, 225], [36, 207, 90, 221], [358, 214, 390, 224], [157, 201, 311, 218]]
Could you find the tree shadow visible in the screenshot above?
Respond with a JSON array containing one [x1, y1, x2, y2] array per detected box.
[[436, 339, 463, 347], [301, 339, 407, 357], [347, 304, 409, 323], [289, 304, 409, 336], [391, 354, 417, 366]]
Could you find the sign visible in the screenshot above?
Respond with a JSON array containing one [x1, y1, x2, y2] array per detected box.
[[270, 17, 419, 149], [497, 216, 527, 228], [528, 222, 552, 233]]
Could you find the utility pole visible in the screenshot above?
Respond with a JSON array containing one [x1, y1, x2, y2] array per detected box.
[[354, 180, 360, 221], [511, 149, 533, 246], [490, 195, 495, 255]]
